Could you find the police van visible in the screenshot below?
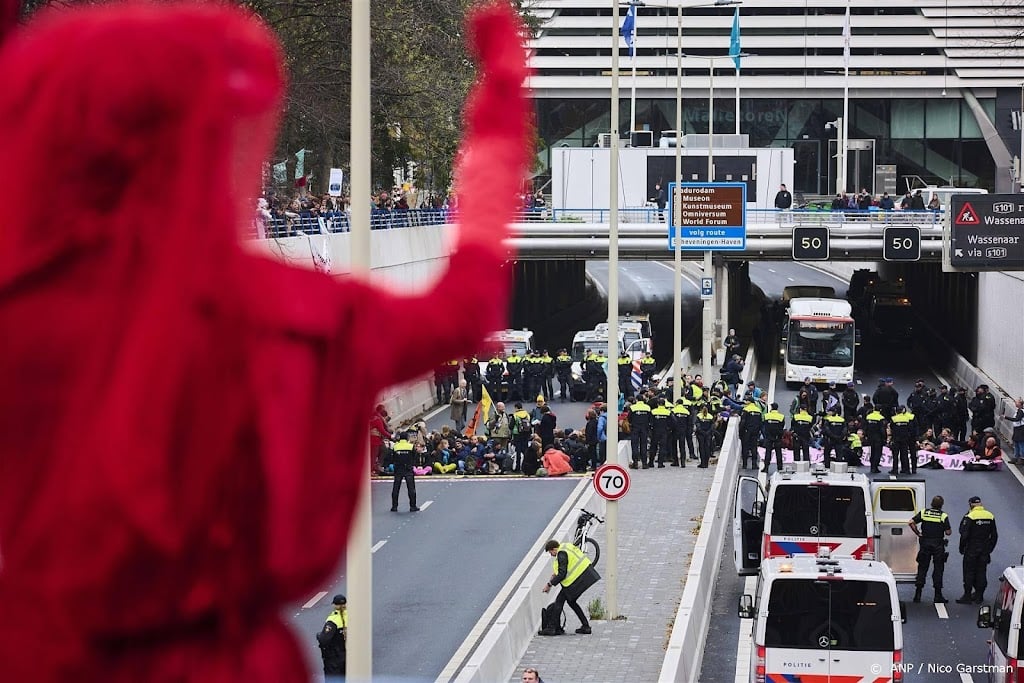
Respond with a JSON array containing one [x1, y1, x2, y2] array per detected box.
[[738, 552, 907, 683], [977, 562, 1024, 681], [478, 329, 536, 394], [733, 461, 926, 581]]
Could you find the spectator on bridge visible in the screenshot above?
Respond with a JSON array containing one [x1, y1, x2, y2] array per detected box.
[[831, 193, 846, 211], [879, 192, 896, 211], [774, 183, 793, 222], [651, 182, 668, 221], [857, 188, 872, 210], [928, 195, 941, 211], [911, 190, 926, 210], [900, 192, 913, 209]]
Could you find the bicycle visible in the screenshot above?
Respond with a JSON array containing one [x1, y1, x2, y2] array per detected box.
[[572, 508, 604, 567]]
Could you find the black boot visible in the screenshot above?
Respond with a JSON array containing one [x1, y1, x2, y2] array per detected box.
[[934, 590, 948, 604], [974, 593, 985, 604], [955, 593, 974, 604], [913, 587, 922, 603]]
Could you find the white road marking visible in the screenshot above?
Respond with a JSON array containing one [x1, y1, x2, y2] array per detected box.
[[588, 269, 608, 299], [652, 261, 701, 288], [936, 602, 949, 619], [302, 591, 328, 609], [786, 277, 794, 282], [793, 262, 850, 285], [420, 500, 433, 510], [734, 575, 757, 683], [960, 673, 974, 683], [371, 540, 387, 553], [768, 268, 776, 273]]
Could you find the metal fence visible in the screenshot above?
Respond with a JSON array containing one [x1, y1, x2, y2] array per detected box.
[[257, 207, 453, 238]]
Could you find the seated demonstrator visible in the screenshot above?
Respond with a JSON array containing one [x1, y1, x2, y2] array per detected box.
[[542, 539, 601, 635]]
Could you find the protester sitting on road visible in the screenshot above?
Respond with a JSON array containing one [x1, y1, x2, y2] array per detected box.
[[521, 436, 543, 476], [542, 444, 572, 477], [431, 439, 457, 474], [964, 437, 1003, 471]]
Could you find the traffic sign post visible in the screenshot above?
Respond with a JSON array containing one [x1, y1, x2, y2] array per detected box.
[[791, 226, 830, 261], [883, 226, 921, 262], [700, 277, 713, 300], [594, 463, 631, 501], [667, 182, 747, 251], [945, 194, 1024, 271]]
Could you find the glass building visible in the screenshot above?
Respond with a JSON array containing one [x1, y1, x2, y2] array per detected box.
[[526, 1, 1024, 197]]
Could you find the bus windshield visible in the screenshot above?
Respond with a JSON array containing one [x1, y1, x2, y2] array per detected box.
[[764, 579, 895, 651], [787, 319, 854, 367], [770, 485, 867, 538]]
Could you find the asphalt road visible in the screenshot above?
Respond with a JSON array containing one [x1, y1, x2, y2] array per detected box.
[[285, 477, 578, 681]]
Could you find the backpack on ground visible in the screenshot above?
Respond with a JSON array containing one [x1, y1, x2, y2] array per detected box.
[[538, 604, 565, 636]]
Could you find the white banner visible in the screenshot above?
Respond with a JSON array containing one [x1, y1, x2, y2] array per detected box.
[[328, 168, 344, 197]]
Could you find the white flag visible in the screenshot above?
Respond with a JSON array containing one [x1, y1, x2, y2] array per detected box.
[[307, 234, 332, 275], [842, 7, 851, 69]]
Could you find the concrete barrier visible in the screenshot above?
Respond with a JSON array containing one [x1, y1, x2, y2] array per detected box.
[[440, 474, 606, 683], [659, 346, 758, 682]]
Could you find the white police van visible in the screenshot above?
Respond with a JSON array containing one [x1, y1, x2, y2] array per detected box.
[[478, 329, 536, 395], [733, 461, 926, 581], [977, 562, 1024, 681], [738, 552, 907, 683]]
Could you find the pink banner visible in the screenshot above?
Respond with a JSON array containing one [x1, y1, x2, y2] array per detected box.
[[755, 446, 987, 471]]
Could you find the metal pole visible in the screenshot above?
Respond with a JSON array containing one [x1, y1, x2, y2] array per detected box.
[[1019, 83, 1023, 192], [703, 60, 714, 381], [672, 3, 683, 401], [630, 7, 637, 136], [347, 0, 372, 679], [735, 65, 740, 135], [606, 0, 621, 622]]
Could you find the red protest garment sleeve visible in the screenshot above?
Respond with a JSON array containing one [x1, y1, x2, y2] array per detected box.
[[0, 2, 529, 682]]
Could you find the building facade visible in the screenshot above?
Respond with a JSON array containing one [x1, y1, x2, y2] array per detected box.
[[526, 0, 1024, 197]]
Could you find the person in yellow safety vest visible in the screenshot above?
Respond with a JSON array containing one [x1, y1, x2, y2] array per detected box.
[[762, 403, 786, 473], [554, 349, 573, 401], [627, 397, 651, 469], [316, 594, 347, 680], [617, 352, 633, 399], [540, 350, 555, 401], [790, 407, 814, 463], [890, 404, 919, 476], [391, 433, 419, 512], [541, 539, 601, 635], [694, 403, 716, 468], [909, 495, 952, 604], [670, 399, 690, 467], [863, 404, 886, 473], [957, 496, 998, 604], [505, 351, 525, 401], [686, 376, 704, 403], [485, 352, 506, 400], [820, 408, 847, 468], [649, 399, 672, 468], [845, 429, 864, 467], [739, 401, 763, 470], [640, 351, 657, 385]]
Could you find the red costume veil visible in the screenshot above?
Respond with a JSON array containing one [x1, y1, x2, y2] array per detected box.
[[0, 1, 530, 680]]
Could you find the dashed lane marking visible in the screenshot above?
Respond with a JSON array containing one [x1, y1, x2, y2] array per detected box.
[[935, 602, 949, 619], [302, 591, 328, 610], [420, 500, 433, 510], [371, 540, 387, 553]]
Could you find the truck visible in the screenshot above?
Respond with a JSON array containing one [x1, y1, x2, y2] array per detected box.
[[853, 279, 914, 346], [733, 461, 926, 582], [976, 562, 1024, 682], [738, 552, 907, 683]]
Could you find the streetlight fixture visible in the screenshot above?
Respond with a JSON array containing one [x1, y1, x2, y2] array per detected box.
[[826, 117, 845, 195]]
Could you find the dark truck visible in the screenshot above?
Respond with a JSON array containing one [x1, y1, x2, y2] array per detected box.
[[854, 281, 914, 345]]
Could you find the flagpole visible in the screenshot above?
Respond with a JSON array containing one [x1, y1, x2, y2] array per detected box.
[[735, 66, 740, 135], [731, 8, 741, 135], [630, 3, 637, 135], [840, 3, 850, 195]]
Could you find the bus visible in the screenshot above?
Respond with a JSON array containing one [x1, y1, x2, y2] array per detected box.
[[780, 298, 856, 387]]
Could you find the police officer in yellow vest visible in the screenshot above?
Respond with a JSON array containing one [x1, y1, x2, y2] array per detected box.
[[909, 496, 951, 604], [762, 403, 786, 473], [890, 405, 918, 476], [845, 429, 863, 467], [790, 407, 814, 463], [640, 351, 657, 385], [316, 594, 347, 680], [957, 496, 998, 604], [863, 404, 886, 473], [554, 349, 572, 401], [540, 350, 555, 401], [670, 399, 690, 467], [541, 539, 600, 635], [391, 433, 419, 512]]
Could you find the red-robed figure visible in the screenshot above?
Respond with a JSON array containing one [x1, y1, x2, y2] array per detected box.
[[0, 1, 530, 680]]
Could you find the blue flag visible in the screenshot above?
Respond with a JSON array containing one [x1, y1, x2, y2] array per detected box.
[[729, 8, 741, 69], [620, 4, 636, 58]]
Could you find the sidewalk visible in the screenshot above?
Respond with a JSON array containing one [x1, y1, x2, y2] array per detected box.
[[509, 365, 716, 683]]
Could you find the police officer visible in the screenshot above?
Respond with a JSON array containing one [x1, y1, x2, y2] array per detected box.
[[762, 403, 786, 473], [485, 352, 506, 400], [841, 382, 860, 420], [649, 398, 672, 468], [542, 539, 600, 635], [617, 352, 633, 399], [627, 395, 651, 469], [820, 407, 847, 468], [506, 349, 525, 401], [640, 351, 657, 386], [554, 349, 572, 401], [890, 405, 918, 475], [540, 349, 555, 401], [790, 405, 814, 463], [909, 496, 951, 603], [390, 431, 419, 512], [316, 594, 347, 680], [872, 377, 899, 420], [694, 403, 716, 468], [957, 496, 998, 604], [863, 404, 886, 473], [463, 355, 481, 402], [523, 351, 542, 401], [670, 398, 690, 467], [739, 400, 763, 470]]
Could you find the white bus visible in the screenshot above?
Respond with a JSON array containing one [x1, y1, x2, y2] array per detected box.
[[780, 298, 857, 387]]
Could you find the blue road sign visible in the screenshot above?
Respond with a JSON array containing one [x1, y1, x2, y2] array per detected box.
[[700, 277, 713, 300]]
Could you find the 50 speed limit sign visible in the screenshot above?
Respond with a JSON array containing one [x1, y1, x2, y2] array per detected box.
[[593, 463, 631, 501]]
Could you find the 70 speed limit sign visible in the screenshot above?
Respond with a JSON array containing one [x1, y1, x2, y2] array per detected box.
[[593, 463, 631, 501]]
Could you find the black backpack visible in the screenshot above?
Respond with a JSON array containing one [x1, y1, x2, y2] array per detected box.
[[538, 604, 565, 636]]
